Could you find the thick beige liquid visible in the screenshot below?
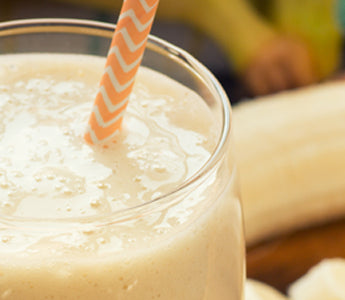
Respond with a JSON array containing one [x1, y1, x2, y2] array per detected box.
[[0, 54, 244, 299]]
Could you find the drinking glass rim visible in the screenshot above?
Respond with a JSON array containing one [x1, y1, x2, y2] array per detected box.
[[0, 18, 232, 228]]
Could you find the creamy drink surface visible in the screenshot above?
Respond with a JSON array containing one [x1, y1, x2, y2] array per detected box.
[[0, 54, 244, 299]]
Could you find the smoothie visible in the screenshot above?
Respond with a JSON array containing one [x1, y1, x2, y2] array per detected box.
[[0, 53, 244, 299]]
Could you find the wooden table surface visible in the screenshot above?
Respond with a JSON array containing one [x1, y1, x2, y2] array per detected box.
[[246, 218, 345, 294]]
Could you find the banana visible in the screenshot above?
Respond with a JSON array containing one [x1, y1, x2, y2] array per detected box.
[[233, 81, 345, 246], [246, 258, 345, 299], [51, 0, 341, 78], [288, 258, 345, 299], [246, 279, 288, 300]]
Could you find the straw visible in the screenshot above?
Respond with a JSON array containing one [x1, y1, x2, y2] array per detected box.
[[85, 0, 160, 144]]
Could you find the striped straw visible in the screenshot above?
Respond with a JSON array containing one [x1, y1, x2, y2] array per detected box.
[[85, 0, 159, 144]]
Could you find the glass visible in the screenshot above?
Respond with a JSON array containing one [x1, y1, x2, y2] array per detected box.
[[0, 19, 245, 299]]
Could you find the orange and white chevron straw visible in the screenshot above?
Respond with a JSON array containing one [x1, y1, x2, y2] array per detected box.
[[85, 0, 159, 144]]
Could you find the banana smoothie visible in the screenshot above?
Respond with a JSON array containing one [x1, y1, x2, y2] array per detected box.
[[0, 53, 244, 299]]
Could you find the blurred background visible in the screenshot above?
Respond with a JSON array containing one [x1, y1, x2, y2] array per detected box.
[[1, 0, 344, 103]]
